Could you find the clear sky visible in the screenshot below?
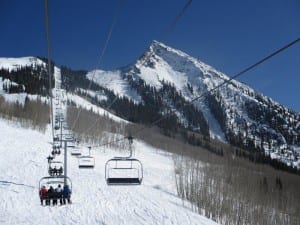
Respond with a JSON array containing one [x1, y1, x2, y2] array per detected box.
[[1, 0, 299, 112]]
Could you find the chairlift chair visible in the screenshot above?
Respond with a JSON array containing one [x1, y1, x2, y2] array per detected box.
[[48, 161, 63, 176], [70, 147, 81, 156], [39, 176, 72, 205], [78, 146, 94, 168], [105, 135, 143, 185], [39, 176, 71, 190], [54, 124, 60, 130], [65, 135, 74, 141], [53, 136, 59, 142], [78, 156, 95, 169], [105, 157, 143, 185]]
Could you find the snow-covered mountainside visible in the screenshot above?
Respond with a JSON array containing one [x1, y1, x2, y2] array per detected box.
[[87, 41, 300, 168], [1, 42, 299, 170], [0, 118, 218, 225], [0, 57, 46, 71]]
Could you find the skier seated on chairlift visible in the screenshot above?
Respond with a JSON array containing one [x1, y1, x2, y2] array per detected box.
[[39, 185, 48, 205], [58, 166, 63, 176], [62, 185, 72, 204], [46, 186, 54, 205], [53, 166, 58, 176], [55, 184, 63, 205], [47, 155, 53, 163], [48, 166, 54, 176], [52, 184, 63, 205]]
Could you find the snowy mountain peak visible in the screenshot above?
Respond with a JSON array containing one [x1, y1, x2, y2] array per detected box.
[[88, 41, 300, 168]]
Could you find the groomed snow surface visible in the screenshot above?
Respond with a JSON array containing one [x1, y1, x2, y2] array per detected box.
[[0, 118, 218, 225]]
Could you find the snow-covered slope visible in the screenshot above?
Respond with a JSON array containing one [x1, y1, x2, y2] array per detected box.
[[0, 57, 46, 71], [87, 69, 141, 103], [0, 118, 218, 225], [86, 41, 300, 167], [0, 57, 49, 104]]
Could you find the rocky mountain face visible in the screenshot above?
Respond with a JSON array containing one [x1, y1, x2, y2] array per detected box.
[[86, 41, 300, 169]]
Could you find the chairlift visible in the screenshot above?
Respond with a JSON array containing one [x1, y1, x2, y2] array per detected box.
[[105, 157, 143, 185], [54, 124, 60, 130], [70, 147, 81, 156], [38, 176, 72, 205], [39, 176, 72, 190], [62, 132, 74, 142], [67, 140, 76, 147], [104, 136, 143, 185], [48, 161, 63, 176], [53, 136, 59, 142], [78, 146, 94, 168], [51, 144, 61, 156], [78, 156, 95, 169]]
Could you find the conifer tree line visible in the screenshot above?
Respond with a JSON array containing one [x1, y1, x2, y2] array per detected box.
[[0, 62, 54, 96], [207, 87, 300, 172], [62, 67, 210, 142]]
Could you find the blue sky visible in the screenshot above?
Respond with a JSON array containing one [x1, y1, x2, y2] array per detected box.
[[1, 0, 299, 112]]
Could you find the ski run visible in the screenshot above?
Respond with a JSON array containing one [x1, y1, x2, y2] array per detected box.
[[0, 118, 218, 225]]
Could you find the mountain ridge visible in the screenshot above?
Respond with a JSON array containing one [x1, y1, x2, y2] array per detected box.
[[86, 40, 300, 169]]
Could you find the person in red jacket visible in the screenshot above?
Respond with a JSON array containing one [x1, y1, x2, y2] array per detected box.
[[39, 186, 48, 205]]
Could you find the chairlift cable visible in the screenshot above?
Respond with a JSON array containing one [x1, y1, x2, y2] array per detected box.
[[91, 37, 300, 149], [44, 0, 54, 139], [160, 0, 192, 40], [77, 0, 193, 139], [71, 0, 123, 131]]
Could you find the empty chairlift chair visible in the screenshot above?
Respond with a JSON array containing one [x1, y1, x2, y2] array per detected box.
[[78, 156, 95, 168], [105, 136, 143, 185], [78, 147, 95, 169], [69, 141, 81, 156], [105, 157, 143, 185]]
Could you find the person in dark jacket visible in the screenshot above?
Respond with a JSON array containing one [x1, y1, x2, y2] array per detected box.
[[62, 185, 72, 204], [47, 186, 54, 205], [47, 155, 53, 163], [58, 166, 63, 176]]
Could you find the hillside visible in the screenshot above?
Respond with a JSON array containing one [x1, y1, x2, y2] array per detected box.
[[85, 41, 300, 169], [0, 118, 218, 225]]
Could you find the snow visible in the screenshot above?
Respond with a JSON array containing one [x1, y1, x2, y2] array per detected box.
[[0, 118, 219, 225], [0, 57, 49, 105], [6, 65, 217, 225], [87, 70, 142, 103], [66, 93, 129, 124], [0, 77, 48, 105], [0, 57, 46, 71]]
